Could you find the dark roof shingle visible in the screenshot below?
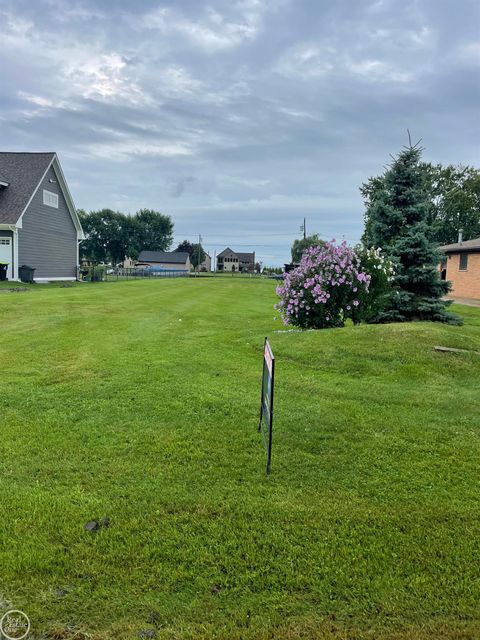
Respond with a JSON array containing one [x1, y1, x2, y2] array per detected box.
[[439, 237, 480, 253], [137, 250, 190, 264], [217, 248, 255, 261], [237, 252, 255, 261], [0, 152, 55, 224]]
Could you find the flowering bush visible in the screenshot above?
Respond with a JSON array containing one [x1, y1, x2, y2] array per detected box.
[[355, 246, 395, 323], [275, 241, 372, 329]]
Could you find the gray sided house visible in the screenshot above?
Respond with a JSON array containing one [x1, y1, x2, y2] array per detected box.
[[0, 152, 84, 281]]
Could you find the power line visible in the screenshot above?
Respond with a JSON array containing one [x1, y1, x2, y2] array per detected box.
[[201, 243, 289, 248], [177, 232, 302, 240]]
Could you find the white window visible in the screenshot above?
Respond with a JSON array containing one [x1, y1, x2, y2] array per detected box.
[[43, 189, 58, 208], [0, 238, 11, 245]]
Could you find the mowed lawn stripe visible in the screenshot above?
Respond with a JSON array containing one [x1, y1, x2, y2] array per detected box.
[[0, 278, 479, 639]]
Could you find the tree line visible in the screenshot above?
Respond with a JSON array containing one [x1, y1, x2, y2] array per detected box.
[[291, 162, 480, 262], [362, 162, 480, 246], [79, 209, 209, 269], [79, 209, 174, 265]]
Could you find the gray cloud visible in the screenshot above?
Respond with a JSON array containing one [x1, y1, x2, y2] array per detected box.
[[0, 0, 479, 264]]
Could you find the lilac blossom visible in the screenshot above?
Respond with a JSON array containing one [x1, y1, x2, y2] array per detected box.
[[275, 240, 372, 329]]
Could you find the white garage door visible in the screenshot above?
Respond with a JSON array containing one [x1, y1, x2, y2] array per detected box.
[[0, 237, 13, 280]]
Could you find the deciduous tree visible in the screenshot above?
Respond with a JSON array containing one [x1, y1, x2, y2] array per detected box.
[[291, 234, 325, 263], [133, 209, 173, 252], [79, 209, 137, 265], [362, 163, 480, 246], [79, 208, 174, 264]]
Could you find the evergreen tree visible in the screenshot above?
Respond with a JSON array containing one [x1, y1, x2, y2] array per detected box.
[[363, 142, 460, 324], [362, 162, 480, 246], [175, 240, 206, 269], [175, 240, 194, 256]]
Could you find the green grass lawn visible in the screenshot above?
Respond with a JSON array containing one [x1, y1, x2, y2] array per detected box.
[[1, 278, 479, 640]]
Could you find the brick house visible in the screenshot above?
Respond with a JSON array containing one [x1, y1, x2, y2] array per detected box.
[[439, 236, 480, 300]]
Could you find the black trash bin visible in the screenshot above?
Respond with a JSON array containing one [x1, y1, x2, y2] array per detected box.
[[0, 262, 8, 281], [19, 265, 36, 283]]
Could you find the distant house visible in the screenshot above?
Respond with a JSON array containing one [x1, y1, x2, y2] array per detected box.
[[199, 253, 212, 272], [122, 257, 136, 269], [217, 247, 255, 273], [136, 250, 191, 272], [0, 152, 84, 281], [439, 235, 480, 300]]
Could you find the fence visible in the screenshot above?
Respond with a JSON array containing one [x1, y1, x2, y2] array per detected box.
[[77, 266, 281, 283], [78, 266, 190, 282]]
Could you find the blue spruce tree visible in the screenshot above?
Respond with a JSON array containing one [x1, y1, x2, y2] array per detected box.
[[364, 142, 461, 324]]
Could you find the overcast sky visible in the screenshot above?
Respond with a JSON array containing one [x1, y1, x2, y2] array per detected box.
[[1, 0, 479, 265]]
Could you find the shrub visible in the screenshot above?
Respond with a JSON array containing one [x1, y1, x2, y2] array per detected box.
[[81, 265, 106, 282], [275, 241, 372, 329], [355, 246, 395, 323]]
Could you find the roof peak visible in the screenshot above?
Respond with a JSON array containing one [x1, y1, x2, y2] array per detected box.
[[0, 151, 56, 155], [0, 152, 57, 224]]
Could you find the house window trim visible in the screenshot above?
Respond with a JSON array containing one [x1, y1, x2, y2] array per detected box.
[[43, 189, 59, 209], [459, 253, 468, 271]]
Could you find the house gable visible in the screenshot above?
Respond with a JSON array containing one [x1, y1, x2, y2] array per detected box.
[[217, 247, 238, 259], [18, 164, 78, 278], [0, 152, 84, 237], [16, 156, 84, 238], [0, 152, 55, 225]]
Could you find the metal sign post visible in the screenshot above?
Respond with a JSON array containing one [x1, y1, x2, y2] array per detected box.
[[258, 337, 275, 475]]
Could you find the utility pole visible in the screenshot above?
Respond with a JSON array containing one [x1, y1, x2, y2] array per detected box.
[[300, 218, 306, 240], [197, 234, 202, 276]]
